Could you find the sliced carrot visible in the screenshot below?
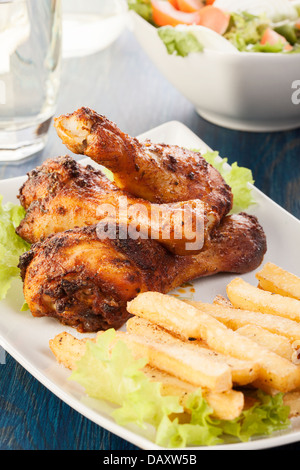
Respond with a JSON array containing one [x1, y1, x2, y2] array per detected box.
[[198, 5, 230, 35], [295, 19, 300, 30], [167, 0, 179, 8], [151, 0, 201, 27], [205, 0, 215, 4], [261, 28, 293, 51], [177, 0, 204, 13]]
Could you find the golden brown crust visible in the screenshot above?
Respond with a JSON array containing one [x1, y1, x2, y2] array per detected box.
[[54, 107, 233, 218], [168, 212, 267, 289], [18, 213, 266, 332], [16, 156, 218, 255], [18, 225, 177, 332], [17, 156, 122, 243]]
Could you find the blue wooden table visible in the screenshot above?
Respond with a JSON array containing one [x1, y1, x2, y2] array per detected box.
[[0, 28, 299, 451]]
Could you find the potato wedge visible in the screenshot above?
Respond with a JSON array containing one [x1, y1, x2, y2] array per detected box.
[[126, 316, 259, 386], [256, 262, 300, 301], [127, 292, 300, 392], [227, 277, 300, 322]]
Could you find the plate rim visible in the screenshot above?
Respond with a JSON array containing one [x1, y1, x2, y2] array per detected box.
[[1, 120, 300, 451]]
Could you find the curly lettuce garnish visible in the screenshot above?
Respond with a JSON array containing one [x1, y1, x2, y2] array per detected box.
[[198, 150, 256, 213], [0, 196, 30, 300], [70, 329, 290, 449]]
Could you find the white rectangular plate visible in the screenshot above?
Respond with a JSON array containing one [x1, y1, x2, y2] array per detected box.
[[1, 121, 300, 450]]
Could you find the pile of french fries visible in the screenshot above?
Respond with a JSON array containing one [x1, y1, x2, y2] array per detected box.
[[49, 262, 300, 423]]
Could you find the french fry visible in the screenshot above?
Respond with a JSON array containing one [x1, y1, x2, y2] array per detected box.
[[203, 390, 244, 421], [49, 332, 93, 370], [213, 295, 233, 308], [126, 316, 259, 386], [126, 316, 206, 347], [51, 329, 232, 391], [188, 300, 300, 342], [256, 262, 300, 301], [226, 277, 300, 322], [144, 366, 244, 421], [283, 390, 300, 417], [213, 290, 295, 361], [49, 331, 242, 419], [127, 291, 228, 339], [116, 331, 232, 392], [236, 324, 294, 362], [127, 292, 300, 392]]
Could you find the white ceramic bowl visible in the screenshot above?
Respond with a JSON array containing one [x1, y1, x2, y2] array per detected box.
[[130, 11, 300, 132]]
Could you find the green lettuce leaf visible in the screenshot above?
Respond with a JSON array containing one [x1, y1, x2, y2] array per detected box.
[[70, 329, 291, 448], [199, 150, 256, 213], [128, 0, 153, 23], [0, 196, 30, 300], [224, 12, 270, 51], [251, 41, 287, 53], [274, 24, 298, 45], [225, 12, 300, 53], [70, 330, 182, 428], [217, 390, 290, 442], [158, 27, 204, 57]]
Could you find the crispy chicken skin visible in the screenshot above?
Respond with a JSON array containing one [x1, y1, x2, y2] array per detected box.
[[16, 156, 218, 256], [18, 226, 175, 332], [54, 107, 233, 219], [18, 213, 267, 332]]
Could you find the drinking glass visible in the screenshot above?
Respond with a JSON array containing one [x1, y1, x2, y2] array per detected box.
[[0, 0, 62, 161], [62, 0, 128, 58]]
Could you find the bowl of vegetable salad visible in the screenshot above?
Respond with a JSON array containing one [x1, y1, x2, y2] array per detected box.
[[128, 0, 300, 132]]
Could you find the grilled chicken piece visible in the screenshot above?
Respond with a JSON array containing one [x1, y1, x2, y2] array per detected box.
[[16, 156, 218, 255], [18, 213, 267, 332], [54, 108, 233, 220]]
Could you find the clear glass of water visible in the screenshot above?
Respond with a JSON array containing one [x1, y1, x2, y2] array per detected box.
[[0, 0, 62, 162], [62, 0, 128, 58]]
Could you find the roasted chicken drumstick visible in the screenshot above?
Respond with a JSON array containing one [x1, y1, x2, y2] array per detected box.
[[54, 107, 233, 219], [16, 156, 219, 255], [18, 213, 267, 332]]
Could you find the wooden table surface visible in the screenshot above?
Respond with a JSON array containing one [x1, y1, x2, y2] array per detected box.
[[0, 27, 300, 451]]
